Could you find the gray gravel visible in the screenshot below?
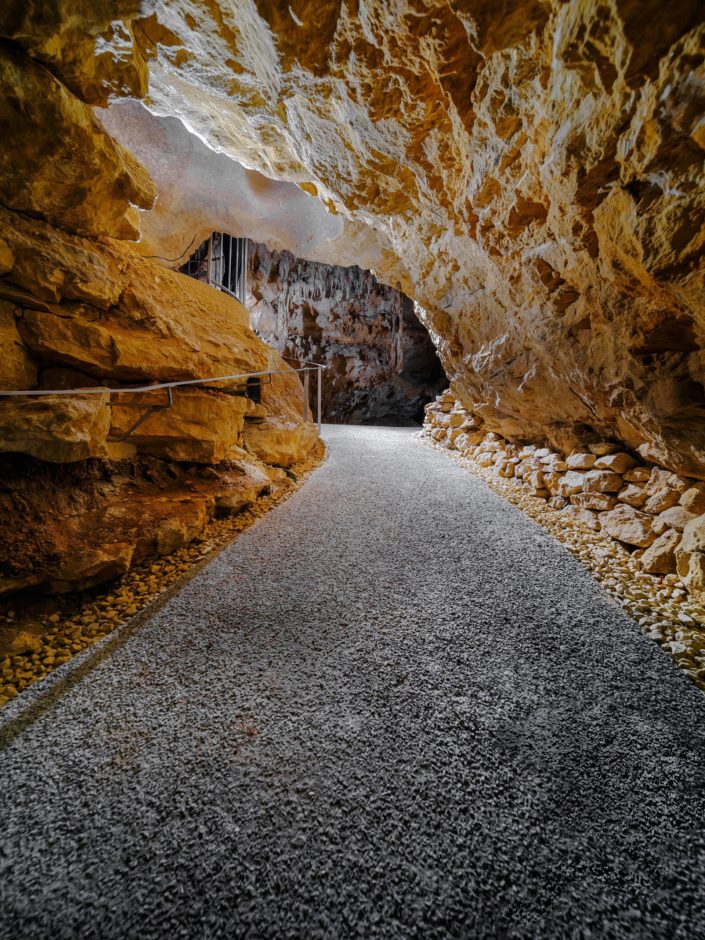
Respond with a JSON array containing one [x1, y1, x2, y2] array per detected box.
[[2, 424, 705, 939]]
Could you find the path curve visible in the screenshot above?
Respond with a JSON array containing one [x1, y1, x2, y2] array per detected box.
[[2, 426, 705, 938]]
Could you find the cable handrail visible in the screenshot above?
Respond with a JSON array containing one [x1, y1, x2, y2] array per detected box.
[[0, 362, 326, 432], [0, 364, 324, 398]]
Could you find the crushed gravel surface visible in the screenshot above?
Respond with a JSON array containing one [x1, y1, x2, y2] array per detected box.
[[2, 425, 705, 938]]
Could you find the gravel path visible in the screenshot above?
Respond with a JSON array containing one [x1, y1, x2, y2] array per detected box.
[[2, 425, 705, 938]]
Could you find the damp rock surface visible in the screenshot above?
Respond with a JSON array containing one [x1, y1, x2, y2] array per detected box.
[[1, 426, 705, 937]]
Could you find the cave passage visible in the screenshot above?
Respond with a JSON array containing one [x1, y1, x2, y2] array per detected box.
[[2, 426, 705, 936]]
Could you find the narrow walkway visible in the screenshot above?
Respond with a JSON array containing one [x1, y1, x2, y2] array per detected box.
[[2, 426, 705, 938]]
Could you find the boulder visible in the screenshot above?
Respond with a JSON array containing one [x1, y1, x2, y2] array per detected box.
[[243, 419, 320, 468], [652, 506, 698, 535], [556, 470, 585, 497], [570, 492, 616, 511], [0, 392, 110, 462], [563, 506, 600, 531], [644, 489, 681, 514], [565, 453, 596, 470], [600, 505, 656, 548], [617, 483, 647, 508], [582, 470, 624, 493], [588, 443, 620, 456], [623, 467, 651, 483], [48, 542, 135, 593], [641, 529, 681, 575], [676, 551, 705, 597], [547, 496, 566, 510], [680, 515, 705, 554], [593, 453, 636, 474], [110, 389, 249, 464], [679, 483, 705, 516]]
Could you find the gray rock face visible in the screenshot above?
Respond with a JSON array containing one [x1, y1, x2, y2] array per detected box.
[[247, 241, 445, 425]]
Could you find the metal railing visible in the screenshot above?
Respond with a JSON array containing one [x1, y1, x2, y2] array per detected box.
[[0, 362, 326, 435]]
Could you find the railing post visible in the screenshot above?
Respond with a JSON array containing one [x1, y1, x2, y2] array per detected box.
[[303, 369, 310, 423], [317, 365, 322, 432]]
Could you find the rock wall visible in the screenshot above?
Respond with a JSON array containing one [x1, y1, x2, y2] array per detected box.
[[0, 8, 322, 596], [90, 0, 705, 479], [247, 242, 445, 424]]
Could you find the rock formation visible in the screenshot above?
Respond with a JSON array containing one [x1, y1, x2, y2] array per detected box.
[[97, 0, 705, 479], [247, 242, 445, 424], [2, 0, 705, 592], [0, 7, 322, 596]]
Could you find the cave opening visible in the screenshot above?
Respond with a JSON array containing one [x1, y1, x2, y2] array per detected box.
[[181, 234, 446, 426]]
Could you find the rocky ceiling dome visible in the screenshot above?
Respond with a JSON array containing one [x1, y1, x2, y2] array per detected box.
[[3, 0, 705, 479]]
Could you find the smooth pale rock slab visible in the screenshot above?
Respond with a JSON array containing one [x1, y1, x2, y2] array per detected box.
[[600, 505, 656, 548]]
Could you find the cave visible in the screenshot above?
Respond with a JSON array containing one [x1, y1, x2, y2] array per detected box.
[[2, 2, 705, 935]]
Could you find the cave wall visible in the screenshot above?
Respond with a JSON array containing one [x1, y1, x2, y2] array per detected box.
[[3, 0, 705, 585], [0, 5, 322, 596], [247, 242, 445, 425], [89, 0, 705, 478]]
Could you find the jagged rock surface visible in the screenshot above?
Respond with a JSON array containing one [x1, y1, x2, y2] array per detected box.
[[0, 12, 323, 596], [248, 241, 444, 424], [114, 0, 705, 476]]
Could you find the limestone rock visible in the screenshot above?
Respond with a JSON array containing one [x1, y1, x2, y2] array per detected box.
[[617, 484, 647, 508], [600, 506, 656, 548], [680, 515, 705, 554], [243, 419, 320, 468], [565, 453, 596, 470], [623, 468, 652, 483], [676, 551, 705, 596], [582, 470, 624, 494], [110, 389, 248, 464], [0, 46, 155, 239], [0, 1, 148, 106], [593, 453, 637, 474], [652, 506, 699, 535], [0, 301, 36, 389], [0, 392, 110, 462], [556, 470, 585, 498], [641, 530, 681, 575], [110, 0, 705, 477], [247, 240, 444, 425], [48, 543, 135, 593], [570, 493, 616, 512], [588, 443, 620, 457], [563, 506, 600, 532], [679, 483, 705, 516]]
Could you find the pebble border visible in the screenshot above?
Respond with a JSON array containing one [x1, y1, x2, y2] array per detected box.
[[419, 431, 705, 692]]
